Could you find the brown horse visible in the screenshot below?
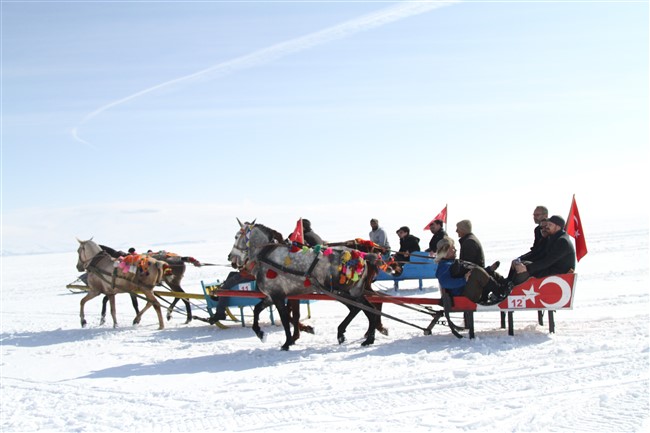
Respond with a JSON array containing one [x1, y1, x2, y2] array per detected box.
[[76, 238, 167, 329], [97, 246, 200, 324]]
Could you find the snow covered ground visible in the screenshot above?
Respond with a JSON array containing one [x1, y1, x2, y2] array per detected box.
[[1, 222, 649, 432]]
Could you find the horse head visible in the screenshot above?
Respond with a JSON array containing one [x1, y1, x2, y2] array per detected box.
[[227, 220, 278, 269], [76, 238, 102, 272], [228, 220, 255, 269]]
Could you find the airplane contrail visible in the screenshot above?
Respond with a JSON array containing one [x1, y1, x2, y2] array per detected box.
[[72, 0, 459, 146]]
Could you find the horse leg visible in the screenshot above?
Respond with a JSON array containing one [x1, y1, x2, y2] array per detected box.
[[272, 295, 294, 351], [133, 300, 151, 325], [371, 302, 388, 336], [80, 292, 100, 328], [252, 299, 272, 342], [287, 299, 301, 343], [166, 297, 178, 321], [100, 295, 109, 326], [337, 304, 361, 345], [130, 293, 140, 315], [166, 285, 192, 324], [360, 298, 379, 346], [109, 294, 118, 328], [132, 291, 164, 329], [143, 290, 165, 330]]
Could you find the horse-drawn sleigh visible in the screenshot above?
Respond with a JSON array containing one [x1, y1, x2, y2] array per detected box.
[[71, 221, 578, 350]]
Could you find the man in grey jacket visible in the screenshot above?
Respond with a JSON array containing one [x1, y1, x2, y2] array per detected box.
[[369, 218, 390, 250]]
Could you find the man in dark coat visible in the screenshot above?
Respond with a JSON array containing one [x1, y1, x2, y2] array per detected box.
[[456, 219, 485, 267], [302, 219, 324, 246], [394, 226, 420, 263], [512, 215, 576, 284], [424, 219, 446, 254], [519, 205, 549, 262]]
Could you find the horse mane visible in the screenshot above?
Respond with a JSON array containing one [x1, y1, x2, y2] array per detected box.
[[100, 244, 127, 258], [362, 253, 380, 291], [254, 224, 284, 244]]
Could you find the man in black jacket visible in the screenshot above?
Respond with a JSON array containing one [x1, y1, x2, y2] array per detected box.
[[394, 226, 420, 263], [512, 215, 576, 284], [302, 219, 324, 246], [424, 219, 446, 255], [519, 205, 549, 262]]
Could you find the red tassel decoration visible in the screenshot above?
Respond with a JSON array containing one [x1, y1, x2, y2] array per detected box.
[[304, 278, 311, 288], [266, 269, 278, 279]]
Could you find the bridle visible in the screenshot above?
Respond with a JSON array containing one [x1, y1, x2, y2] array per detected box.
[[230, 224, 255, 267], [77, 241, 100, 269]]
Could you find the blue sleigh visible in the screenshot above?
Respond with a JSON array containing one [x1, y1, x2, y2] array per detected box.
[[374, 252, 438, 290]]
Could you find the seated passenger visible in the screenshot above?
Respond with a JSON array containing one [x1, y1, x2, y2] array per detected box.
[[424, 219, 446, 256], [521, 206, 549, 262], [434, 237, 512, 304], [213, 270, 255, 321], [455, 219, 485, 267], [394, 226, 420, 263], [302, 219, 324, 246], [512, 215, 576, 285]]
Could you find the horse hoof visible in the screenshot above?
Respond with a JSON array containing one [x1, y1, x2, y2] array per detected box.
[[166, 314, 172, 321], [337, 335, 346, 345], [99, 319, 106, 326], [378, 327, 389, 336], [361, 339, 375, 347], [301, 325, 315, 335], [281, 345, 290, 351], [81, 321, 87, 328]]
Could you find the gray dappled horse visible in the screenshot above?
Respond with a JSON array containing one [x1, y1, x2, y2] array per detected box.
[[227, 220, 382, 351], [76, 238, 166, 329], [98, 246, 198, 324]]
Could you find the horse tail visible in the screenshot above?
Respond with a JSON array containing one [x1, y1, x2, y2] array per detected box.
[[363, 253, 381, 291]]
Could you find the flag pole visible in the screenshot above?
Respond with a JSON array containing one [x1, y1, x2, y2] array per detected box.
[[565, 195, 574, 229]]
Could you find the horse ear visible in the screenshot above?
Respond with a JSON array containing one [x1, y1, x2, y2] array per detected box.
[[76, 237, 82, 244], [251, 218, 256, 225], [237, 218, 244, 228]]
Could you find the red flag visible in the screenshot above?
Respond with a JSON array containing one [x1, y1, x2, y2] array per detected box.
[[424, 205, 448, 230], [565, 195, 587, 262], [288, 218, 304, 245]]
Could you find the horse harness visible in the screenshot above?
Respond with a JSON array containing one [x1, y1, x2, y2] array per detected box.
[[85, 251, 154, 293], [252, 243, 441, 334]]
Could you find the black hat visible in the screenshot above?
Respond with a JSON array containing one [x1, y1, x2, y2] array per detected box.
[[547, 215, 566, 228], [302, 219, 311, 230], [396, 226, 410, 234], [128, 247, 136, 254]]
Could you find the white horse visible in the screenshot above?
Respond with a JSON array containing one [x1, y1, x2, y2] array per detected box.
[[76, 238, 167, 329], [228, 220, 382, 351]]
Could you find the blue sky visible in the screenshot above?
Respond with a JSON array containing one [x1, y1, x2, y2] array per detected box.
[[1, 1, 648, 253]]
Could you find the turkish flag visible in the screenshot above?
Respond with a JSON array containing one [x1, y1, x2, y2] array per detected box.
[[288, 218, 304, 245], [423, 205, 448, 230], [565, 195, 587, 262]]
